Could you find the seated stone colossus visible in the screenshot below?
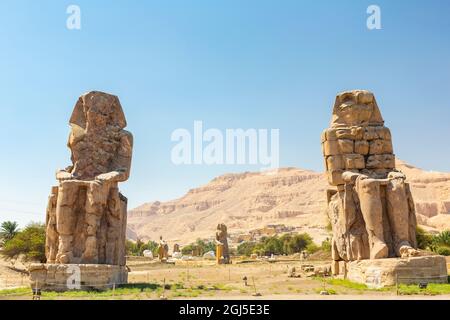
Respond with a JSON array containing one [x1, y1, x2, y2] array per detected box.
[[322, 90, 418, 273], [45, 91, 133, 266]]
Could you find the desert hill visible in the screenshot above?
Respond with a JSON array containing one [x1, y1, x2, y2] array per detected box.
[[127, 160, 450, 247]]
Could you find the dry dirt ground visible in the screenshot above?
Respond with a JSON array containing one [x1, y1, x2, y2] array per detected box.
[[0, 257, 449, 300], [0, 257, 28, 289]]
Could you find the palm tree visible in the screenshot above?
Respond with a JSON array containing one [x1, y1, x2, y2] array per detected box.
[[0, 221, 19, 244]]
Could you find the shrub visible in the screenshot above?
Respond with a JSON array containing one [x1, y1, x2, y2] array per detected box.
[[320, 238, 332, 252], [435, 246, 450, 256], [306, 243, 319, 254], [1, 223, 45, 262], [432, 231, 450, 247], [416, 226, 433, 250]]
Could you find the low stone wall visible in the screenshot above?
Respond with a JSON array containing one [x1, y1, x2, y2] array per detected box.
[[29, 264, 128, 292]]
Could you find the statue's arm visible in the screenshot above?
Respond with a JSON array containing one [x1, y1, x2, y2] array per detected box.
[[96, 131, 133, 183], [342, 171, 362, 184], [55, 166, 74, 181]]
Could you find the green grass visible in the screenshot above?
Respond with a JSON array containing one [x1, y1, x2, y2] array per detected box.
[[211, 283, 234, 291], [398, 283, 450, 296], [313, 277, 393, 293], [0, 281, 241, 300], [322, 278, 369, 291], [0, 287, 30, 296], [0, 283, 162, 299]]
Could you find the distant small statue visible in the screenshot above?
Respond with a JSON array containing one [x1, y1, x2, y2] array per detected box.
[[158, 236, 169, 261], [215, 223, 230, 264], [322, 90, 418, 274]]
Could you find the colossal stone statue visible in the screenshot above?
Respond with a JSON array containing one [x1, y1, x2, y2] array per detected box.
[[46, 91, 133, 266], [322, 90, 418, 272], [215, 223, 230, 264]]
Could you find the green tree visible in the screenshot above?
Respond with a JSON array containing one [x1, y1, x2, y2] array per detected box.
[[0, 221, 19, 245], [1, 223, 45, 262], [126, 238, 158, 256], [262, 237, 283, 255], [181, 239, 216, 256], [237, 241, 257, 256], [125, 239, 138, 256], [287, 233, 313, 254], [146, 240, 159, 257], [181, 243, 195, 255]]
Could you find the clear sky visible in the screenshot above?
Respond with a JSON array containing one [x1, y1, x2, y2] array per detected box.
[[1, 0, 449, 227]]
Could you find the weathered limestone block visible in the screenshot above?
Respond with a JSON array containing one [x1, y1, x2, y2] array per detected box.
[[29, 263, 128, 291], [355, 140, 369, 155], [344, 154, 365, 170], [326, 156, 345, 171], [322, 140, 340, 156], [327, 169, 345, 186], [366, 154, 395, 170], [369, 139, 393, 154], [346, 256, 448, 288]]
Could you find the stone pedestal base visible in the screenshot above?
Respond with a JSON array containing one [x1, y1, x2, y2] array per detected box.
[[345, 255, 448, 288], [29, 264, 128, 292]]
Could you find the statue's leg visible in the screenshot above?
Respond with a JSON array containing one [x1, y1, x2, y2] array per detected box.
[[83, 182, 109, 264], [56, 181, 79, 264], [355, 178, 389, 259], [106, 187, 121, 265], [45, 187, 59, 263], [386, 178, 418, 257]]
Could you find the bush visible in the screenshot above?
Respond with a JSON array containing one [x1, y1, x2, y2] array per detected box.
[[435, 246, 450, 256], [432, 230, 450, 247], [306, 243, 320, 254], [1, 223, 45, 262], [320, 238, 332, 252], [416, 226, 433, 250]]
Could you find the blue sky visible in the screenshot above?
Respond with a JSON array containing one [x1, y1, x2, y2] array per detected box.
[[0, 0, 449, 227]]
